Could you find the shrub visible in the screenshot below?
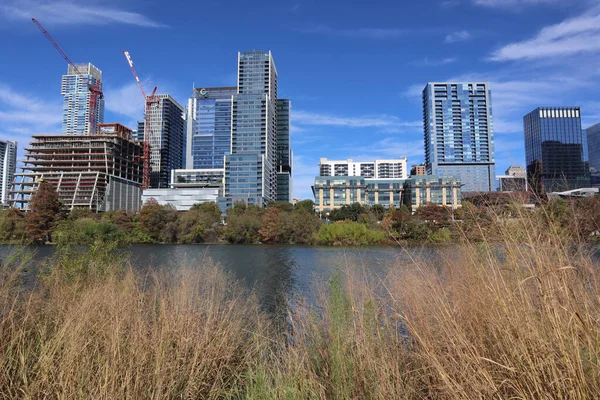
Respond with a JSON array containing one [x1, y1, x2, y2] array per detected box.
[[317, 221, 385, 246]]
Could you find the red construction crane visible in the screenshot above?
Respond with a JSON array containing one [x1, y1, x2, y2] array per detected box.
[[31, 18, 103, 135], [122, 50, 158, 190]]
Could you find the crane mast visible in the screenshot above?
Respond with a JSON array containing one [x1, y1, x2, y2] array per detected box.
[[123, 50, 158, 190], [31, 18, 102, 135]]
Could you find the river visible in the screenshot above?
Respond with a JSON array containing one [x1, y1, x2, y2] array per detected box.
[[0, 244, 448, 316]]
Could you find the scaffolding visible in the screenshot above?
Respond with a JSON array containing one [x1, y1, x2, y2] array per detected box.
[[9, 126, 143, 212]]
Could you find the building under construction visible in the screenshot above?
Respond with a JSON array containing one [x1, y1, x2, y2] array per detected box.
[[9, 123, 144, 212]]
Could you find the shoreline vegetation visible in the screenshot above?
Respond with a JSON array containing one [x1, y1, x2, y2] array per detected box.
[[2, 196, 600, 398], [3, 182, 600, 247]]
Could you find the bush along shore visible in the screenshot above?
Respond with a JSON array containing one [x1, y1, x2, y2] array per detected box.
[[2, 201, 600, 398], [3, 182, 600, 246]]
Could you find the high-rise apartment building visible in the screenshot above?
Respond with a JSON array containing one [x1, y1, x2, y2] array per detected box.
[[61, 63, 104, 135], [185, 87, 236, 170], [423, 82, 495, 192], [138, 94, 185, 188], [524, 107, 589, 193], [318, 158, 408, 179], [586, 122, 600, 172], [0, 140, 17, 205], [219, 50, 279, 210], [276, 99, 293, 203]]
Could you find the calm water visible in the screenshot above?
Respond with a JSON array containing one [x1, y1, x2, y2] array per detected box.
[[0, 244, 446, 315]]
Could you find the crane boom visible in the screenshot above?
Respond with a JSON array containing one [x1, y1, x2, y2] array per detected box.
[[32, 18, 102, 135], [122, 50, 158, 190]]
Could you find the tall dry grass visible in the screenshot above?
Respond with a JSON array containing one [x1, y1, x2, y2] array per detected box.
[[0, 252, 262, 398], [1, 204, 600, 399]]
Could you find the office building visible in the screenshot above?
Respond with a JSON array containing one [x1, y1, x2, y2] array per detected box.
[[10, 124, 143, 212], [318, 158, 408, 179], [137, 94, 185, 188], [524, 107, 588, 193], [586, 123, 600, 172], [184, 87, 236, 170], [423, 82, 495, 192], [0, 140, 17, 205], [61, 63, 104, 135], [312, 175, 462, 214], [410, 163, 426, 176], [497, 166, 528, 192], [276, 99, 293, 203], [219, 50, 279, 211]]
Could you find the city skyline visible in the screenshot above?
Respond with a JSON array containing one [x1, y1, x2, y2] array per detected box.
[[1, 0, 600, 199]]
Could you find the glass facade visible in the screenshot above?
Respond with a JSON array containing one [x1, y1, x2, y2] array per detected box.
[[220, 50, 278, 211], [524, 107, 589, 192], [423, 82, 495, 192], [276, 99, 292, 202], [185, 87, 236, 170], [61, 63, 104, 135], [0, 140, 17, 205], [138, 95, 185, 188], [586, 122, 600, 172]]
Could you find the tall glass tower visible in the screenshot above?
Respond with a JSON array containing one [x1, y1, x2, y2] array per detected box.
[[0, 140, 17, 205], [137, 94, 185, 188], [524, 107, 589, 193], [276, 99, 292, 203], [423, 82, 495, 192], [185, 87, 236, 170], [586, 122, 600, 172], [219, 50, 278, 210], [61, 63, 104, 135]]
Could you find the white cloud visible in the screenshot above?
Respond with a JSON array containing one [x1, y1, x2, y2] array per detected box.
[[474, 0, 567, 7], [489, 8, 600, 61], [293, 110, 421, 130], [0, 84, 62, 132], [415, 57, 458, 66], [0, 0, 166, 27], [445, 30, 471, 43], [299, 25, 405, 39], [104, 81, 145, 121]]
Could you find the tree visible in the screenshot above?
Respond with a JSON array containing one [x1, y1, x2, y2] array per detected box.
[[291, 209, 321, 244], [368, 204, 386, 221], [259, 207, 283, 243], [0, 208, 26, 242], [294, 199, 315, 214], [329, 203, 366, 222], [138, 198, 178, 242], [26, 182, 62, 243]]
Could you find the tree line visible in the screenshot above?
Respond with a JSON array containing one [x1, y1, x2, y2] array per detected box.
[[3, 182, 600, 246]]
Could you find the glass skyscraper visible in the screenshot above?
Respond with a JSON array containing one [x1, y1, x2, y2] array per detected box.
[[276, 99, 292, 203], [137, 94, 185, 188], [586, 122, 600, 172], [422, 82, 495, 192], [219, 50, 279, 210], [524, 107, 589, 193], [185, 87, 236, 170], [61, 63, 104, 135], [0, 140, 17, 205]]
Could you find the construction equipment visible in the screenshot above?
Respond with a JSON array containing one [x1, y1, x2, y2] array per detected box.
[[31, 18, 103, 135], [122, 50, 158, 190]]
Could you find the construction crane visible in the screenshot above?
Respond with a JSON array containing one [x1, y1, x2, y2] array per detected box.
[[31, 18, 103, 135], [122, 50, 158, 190]]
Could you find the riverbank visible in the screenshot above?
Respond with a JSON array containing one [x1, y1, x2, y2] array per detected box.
[[2, 211, 600, 398]]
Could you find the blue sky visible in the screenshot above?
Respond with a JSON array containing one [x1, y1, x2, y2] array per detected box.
[[1, 0, 600, 200]]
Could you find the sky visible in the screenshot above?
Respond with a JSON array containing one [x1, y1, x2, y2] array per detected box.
[[1, 0, 600, 200]]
